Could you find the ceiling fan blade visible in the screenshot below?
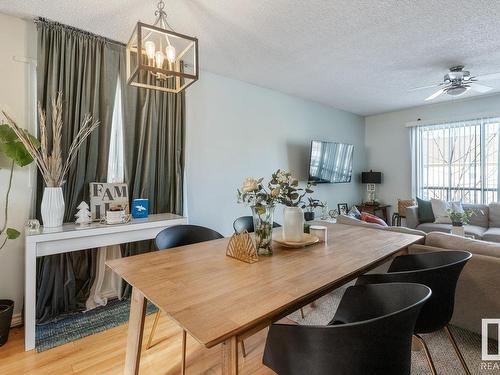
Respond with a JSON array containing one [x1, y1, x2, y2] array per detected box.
[[469, 82, 493, 93], [408, 83, 442, 92], [425, 88, 445, 101], [473, 72, 500, 80]]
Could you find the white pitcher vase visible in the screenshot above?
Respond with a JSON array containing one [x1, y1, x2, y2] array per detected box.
[[41, 187, 65, 228], [282, 206, 304, 242]]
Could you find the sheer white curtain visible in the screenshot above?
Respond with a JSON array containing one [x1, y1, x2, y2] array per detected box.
[[410, 117, 500, 204], [86, 79, 125, 310]]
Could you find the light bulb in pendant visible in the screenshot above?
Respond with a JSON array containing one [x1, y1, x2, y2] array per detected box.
[[155, 51, 165, 68], [144, 41, 156, 60], [166, 45, 176, 63]]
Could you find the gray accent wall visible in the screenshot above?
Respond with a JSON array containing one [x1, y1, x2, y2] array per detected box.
[[186, 71, 366, 235]]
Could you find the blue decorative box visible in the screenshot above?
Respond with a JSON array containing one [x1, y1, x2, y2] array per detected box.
[[132, 199, 149, 219]]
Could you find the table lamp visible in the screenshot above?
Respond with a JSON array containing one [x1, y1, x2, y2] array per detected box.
[[361, 170, 382, 205]]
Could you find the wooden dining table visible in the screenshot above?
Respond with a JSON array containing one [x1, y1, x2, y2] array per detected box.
[[107, 223, 424, 375]]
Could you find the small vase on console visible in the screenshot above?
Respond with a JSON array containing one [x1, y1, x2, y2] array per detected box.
[[283, 206, 304, 242], [41, 187, 65, 228]]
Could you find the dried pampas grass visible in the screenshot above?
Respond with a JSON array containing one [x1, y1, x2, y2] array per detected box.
[[2, 92, 100, 187]]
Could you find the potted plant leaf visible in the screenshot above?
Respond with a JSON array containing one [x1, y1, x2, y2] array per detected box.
[[0, 123, 38, 346], [447, 209, 477, 237], [302, 197, 325, 221]]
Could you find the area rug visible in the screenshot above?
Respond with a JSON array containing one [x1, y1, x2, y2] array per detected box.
[[289, 285, 498, 375], [36, 289, 497, 375], [35, 298, 158, 352]]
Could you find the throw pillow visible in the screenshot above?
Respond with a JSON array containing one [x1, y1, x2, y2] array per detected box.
[[360, 212, 388, 227], [431, 198, 463, 224], [347, 206, 362, 219], [416, 197, 435, 223]]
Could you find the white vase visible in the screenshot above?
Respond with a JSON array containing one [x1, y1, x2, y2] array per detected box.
[[282, 206, 304, 242], [41, 187, 65, 228], [450, 225, 465, 237]]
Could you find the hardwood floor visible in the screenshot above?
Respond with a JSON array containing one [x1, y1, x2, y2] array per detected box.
[[0, 313, 275, 375]]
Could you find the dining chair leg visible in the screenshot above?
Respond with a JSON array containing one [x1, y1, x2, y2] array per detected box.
[[240, 340, 247, 358], [146, 310, 161, 350], [181, 329, 187, 375], [414, 334, 437, 375], [300, 308, 305, 319], [444, 325, 471, 375]]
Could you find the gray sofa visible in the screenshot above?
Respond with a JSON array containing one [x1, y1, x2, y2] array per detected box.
[[406, 202, 500, 242]]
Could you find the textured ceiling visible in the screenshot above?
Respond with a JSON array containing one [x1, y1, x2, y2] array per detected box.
[[2, 0, 500, 115]]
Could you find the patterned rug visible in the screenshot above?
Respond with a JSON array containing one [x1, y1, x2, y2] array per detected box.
[[289, 285, 499, 375], [35, 298, 158, 352]]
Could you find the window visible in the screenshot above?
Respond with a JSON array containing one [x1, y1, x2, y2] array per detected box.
[[107, 78, 124, 183], [411, 117, 500, 204]]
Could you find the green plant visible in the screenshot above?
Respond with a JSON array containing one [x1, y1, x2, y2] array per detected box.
[[269, 169, 315, 207], [237, 169, 316, 209], [301, 197, 325, 212], [447, 208, 477, 226], [0, 124, 39, 250]]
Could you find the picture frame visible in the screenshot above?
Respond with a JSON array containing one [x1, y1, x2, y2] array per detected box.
[[337, 203, 349, 215]]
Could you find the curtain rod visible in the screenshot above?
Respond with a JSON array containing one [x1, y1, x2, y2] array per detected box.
[[34, 17, 126, 47], [405, 111, 500, 128]]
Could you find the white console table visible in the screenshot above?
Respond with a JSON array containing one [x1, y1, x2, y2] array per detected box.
[[24, 213, 187, 351]]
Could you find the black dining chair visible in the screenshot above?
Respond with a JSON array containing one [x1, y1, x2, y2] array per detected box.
[[232, 215, 281, 234], [356, 250, 472, 375], [263, 282, 432, 375], [146, 225, 223, 374]]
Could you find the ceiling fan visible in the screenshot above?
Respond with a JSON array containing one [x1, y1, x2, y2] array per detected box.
[[409, 66, 500, 101]]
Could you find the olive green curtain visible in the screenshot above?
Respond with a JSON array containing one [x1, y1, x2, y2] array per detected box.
[[118, 52, 186, 295], [35, 18, 121, 323]]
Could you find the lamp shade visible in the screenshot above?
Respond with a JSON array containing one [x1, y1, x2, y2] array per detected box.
[[361, 171, 382, 184]]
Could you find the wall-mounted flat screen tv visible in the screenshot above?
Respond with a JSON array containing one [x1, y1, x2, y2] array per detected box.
[[308, 140, 354, 183]]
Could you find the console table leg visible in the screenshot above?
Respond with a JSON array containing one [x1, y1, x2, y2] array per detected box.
[[25, 240, 36, 351]]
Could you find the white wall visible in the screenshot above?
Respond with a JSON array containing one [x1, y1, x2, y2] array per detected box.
[[0, 13, 36, 318], [365, 93, 500, 213], [186, 72, 366, 235]]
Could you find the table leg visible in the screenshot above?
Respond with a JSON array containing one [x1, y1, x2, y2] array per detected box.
[[221, 336, 238, 375], [25, 240, 36, 351], [124, 288, 147, 375]]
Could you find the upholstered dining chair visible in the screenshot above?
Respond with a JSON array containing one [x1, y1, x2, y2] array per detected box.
[[232, 215, 281, 234], [263, 282, 431, 375], [356, 250, 472, 375], [146, 225, 223, 374]]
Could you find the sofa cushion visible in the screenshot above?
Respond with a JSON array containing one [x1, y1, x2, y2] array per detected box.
[[416, 197, 435, 223], [360, 212, 388, 227], [483, 227, 500, 243], [347, 205, 361, 219], [416, 223, 486, 238], [417, 222, 452, 233], [425, 232, 500, 258], [464, 225, 487, 239], [463, 204, 489, 228], [431, 198, 463, 224], [489, 203, 500, 228]]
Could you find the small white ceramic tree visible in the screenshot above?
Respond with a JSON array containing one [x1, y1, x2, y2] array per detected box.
[[75, 201, 92, 227]]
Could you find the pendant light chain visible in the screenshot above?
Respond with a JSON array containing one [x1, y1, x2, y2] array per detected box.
[[154, 0, 175, 31]]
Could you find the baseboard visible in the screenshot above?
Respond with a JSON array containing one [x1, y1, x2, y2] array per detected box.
[[11, 312, 23, 328]]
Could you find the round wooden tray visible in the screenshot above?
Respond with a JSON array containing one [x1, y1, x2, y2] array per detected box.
[[273, 233, 319, 248]]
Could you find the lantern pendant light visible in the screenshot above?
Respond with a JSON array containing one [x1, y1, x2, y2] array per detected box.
[[126, 0, 199, 93]]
